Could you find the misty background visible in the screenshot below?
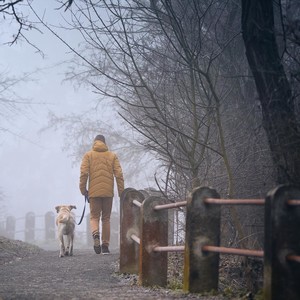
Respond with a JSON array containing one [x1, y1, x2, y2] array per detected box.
[[0, 2, 155, 234], [0, 1, 299, 255], [1, 1, 299, 297]]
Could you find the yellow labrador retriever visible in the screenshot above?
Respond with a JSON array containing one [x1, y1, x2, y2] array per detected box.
[[55, 205, 76, 258]]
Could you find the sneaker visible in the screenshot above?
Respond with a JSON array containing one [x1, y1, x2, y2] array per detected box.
[[101, 244, 110, 255], [93, 235, 101, 254]]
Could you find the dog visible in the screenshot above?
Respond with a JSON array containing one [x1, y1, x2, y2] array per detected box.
[[55, 205, 76, 258]]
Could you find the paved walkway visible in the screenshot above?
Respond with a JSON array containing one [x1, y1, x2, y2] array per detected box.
[[0, 249, 224, 300]]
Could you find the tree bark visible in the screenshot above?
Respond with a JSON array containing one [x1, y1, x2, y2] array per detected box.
[[241, 0, 300, 185]]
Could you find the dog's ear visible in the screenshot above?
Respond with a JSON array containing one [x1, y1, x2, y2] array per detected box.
[[55, 206, 61, 213], [70, 205, 77, 210]]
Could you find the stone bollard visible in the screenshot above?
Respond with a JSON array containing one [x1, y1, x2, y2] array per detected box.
[[45, 211, 55, 240], [25, 212, 35, 242], [120, 188, 145, 274], [183, 186, 221, 293], [264, 185, 300, 300], [6, 216, 16, 239], [139, 195, 168, 287]]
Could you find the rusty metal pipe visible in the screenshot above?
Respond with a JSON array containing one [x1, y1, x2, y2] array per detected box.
[[287, 255, 300, 263], [204, 198, 265, 205], [132, 199, 142, 208], [154, 201, 187, 211], [286, 200, 300, 206], [153, 245, 185, 252], [130, 234, 140, 245], [202, 245, 264, 257]]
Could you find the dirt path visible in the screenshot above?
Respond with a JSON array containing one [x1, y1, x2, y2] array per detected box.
[[0, 249, 153, 300], [0, 247, 228, 300]]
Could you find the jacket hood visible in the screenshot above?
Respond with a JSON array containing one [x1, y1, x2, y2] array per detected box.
[[92, 140, 108, 152]]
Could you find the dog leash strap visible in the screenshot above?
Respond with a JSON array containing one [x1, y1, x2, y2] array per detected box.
[[76, 195, 88, 225]]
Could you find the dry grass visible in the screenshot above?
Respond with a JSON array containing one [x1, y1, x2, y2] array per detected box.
[[167, 252, 263, 298]]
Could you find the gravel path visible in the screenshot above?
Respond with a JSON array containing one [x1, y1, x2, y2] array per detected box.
[[0, 238, 226, 300]]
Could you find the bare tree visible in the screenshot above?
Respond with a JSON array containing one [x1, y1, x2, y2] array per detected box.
[[30, 0, 271, 235], [0, 70, 35, 136], [241, 0, 300, 186], [0, 0, 39, 46], [53, 0, 245, 199], [40, 1, 273, 256], [1, 0, 27, 41]]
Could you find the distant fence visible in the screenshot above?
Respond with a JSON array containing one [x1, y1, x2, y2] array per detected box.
[[4, 212, 91, 245], [3, 211, 119, 249], [120, 185, 300, 300]]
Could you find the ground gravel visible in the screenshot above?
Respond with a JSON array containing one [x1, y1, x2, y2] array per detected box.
[[0, 236, 229, 300]]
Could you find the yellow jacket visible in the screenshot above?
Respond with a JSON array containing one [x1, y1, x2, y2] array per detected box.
[[79, 140, 124, 197]]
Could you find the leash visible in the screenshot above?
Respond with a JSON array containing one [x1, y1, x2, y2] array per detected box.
[[76, 194, 89, 225]]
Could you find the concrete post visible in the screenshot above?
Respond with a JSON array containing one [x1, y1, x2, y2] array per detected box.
[[183, 186, 221, 293], [45, 211, 55, 240], [25, 212, 35, 242], [264, 185, 300, 300], [6, 216, 16, 239], [120, 188, 145, 274], [139, 195, 168, 287]]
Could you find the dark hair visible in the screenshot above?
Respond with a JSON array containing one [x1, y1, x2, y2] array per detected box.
[[94, 135, 106, 143]]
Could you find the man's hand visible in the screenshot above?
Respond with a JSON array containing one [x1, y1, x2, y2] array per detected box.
[[81, 189, 88, 196]]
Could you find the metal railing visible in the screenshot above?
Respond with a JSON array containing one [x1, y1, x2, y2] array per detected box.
[[119, 185, 300, 300]]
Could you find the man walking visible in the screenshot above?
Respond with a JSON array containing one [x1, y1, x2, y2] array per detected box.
[[79, 134, 124, 254]]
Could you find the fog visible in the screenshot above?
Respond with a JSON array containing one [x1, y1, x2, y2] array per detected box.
[[0, 2, 151, 240]]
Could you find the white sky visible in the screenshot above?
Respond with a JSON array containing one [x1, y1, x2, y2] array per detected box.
[[0, 1, 128, 226]]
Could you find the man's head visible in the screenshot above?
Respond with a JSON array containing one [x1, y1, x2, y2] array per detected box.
[[94, 134, 106, 143]]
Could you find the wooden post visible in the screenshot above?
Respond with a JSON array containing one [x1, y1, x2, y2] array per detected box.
[[183, 186, 221, 293], [6, 216, 16, 239], [45, 211, 55, 240], [139, 195, 168, 287], [264, 185, 300, 300], [120, 188, 145, 274], [25, 212, 35, 242]]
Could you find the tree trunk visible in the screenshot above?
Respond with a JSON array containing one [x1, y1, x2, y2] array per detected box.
[[241, 0, 300, 185]]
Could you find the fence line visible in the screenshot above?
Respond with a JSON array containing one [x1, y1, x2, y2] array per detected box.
[[3, 212, 121, 249], [3, 212, 92, 245], [120, 184, 300, 300]]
